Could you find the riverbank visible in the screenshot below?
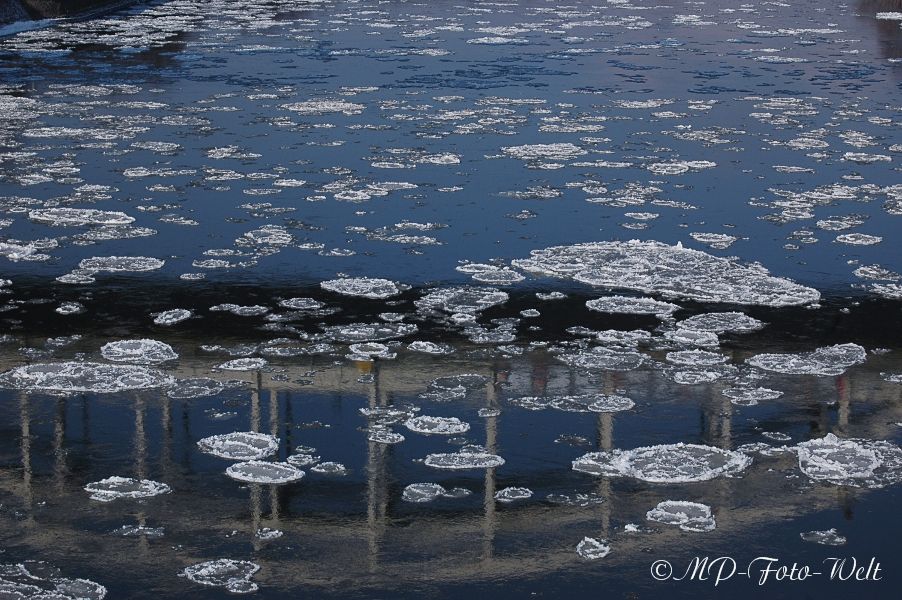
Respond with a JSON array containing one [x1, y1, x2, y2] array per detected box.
[[0, 0, 139, 27]]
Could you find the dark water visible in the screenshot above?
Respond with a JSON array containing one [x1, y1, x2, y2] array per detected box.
[[1, 0, 901, 598]]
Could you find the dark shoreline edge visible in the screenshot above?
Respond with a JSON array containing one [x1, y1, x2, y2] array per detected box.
[[1, 0, 144, 32]]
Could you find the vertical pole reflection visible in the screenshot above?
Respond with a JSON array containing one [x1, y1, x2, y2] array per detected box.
[[248, 375, 265, 549], [597, 373, 615, 540], [135, 393, 149, 555], [720, 390, 732, 450], [482, 374, 498, 563], [134, 394, 147, 479], [53, 397, 67, 494], [250, 371, 261, 433], [19, 392, 34, 525], [836, 375, 850, 435], [269, 386, 280, 532], [366, 362, 388, 572]]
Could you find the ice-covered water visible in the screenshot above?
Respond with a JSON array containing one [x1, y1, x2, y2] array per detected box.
[[1, 0, 901, 596]]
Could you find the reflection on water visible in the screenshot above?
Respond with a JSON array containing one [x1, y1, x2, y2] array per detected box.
[[1, 0, 902, 597], [0, 288, 901, 597]]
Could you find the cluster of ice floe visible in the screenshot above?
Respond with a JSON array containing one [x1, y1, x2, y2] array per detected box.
[[0, 361, 174, 393], [573, 443, 752, 482], [0, 562, 107, 600], [747, 343, 866, 376], [795, 434, 902, 488], [512, 241, 820, 307], [509, 393, 635, 413]]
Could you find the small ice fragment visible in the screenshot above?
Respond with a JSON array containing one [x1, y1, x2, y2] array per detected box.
[[405, 415, 471, 435], [112, 524, 165, 538], [225, 461, 304, 484], [403, 483, 449, 503], [310, 461, 348, 475], [407, 340, 455, 355], [368, 429, 405, 444], [576, 537, 610, 560], [494, 487, 533, 503], [320, 277, 407, 299], [85, 476, 171, 502], [153, 309, 192, 326], [425, 450, 505, 470], [586, 295, 680, 317], [722, 387, 783, 406], [800, 528, 846, 546], [56, 302, 85, 315], [197, 432, 279, 461], [256, 528, 283, 540], [646, 500, 716, 532], [167, 378, 225, 399], [677, 312, 763, 333], [181, 559, 260, 594], [101, 339, 177, 364], [217, 358, 268, 371]]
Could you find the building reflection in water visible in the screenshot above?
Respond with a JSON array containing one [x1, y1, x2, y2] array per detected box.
[[1, 345, 901, 591]]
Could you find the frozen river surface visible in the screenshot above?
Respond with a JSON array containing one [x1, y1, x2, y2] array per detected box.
[[0, 0, 901, 598]]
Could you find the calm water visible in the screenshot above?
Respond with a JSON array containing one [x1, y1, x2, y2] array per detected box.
[[1, 0, 901, 598]]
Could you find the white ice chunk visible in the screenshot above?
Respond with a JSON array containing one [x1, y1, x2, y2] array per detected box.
[[225, 461, 304, 484], [198, 432, 279, 461], [573, 443, 751, 482], [646, 500, 716, 532], [85, 476, 171, 502]]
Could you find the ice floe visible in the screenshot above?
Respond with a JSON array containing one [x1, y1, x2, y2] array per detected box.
[[225, 461, 305, 484], [402, 483, 470, 502], [512, 241, 819, 306], [586, 295, 680, 317], [747, 343, 866, 376], [573, 443, 751, 482], [646, 500, 716, 532], [425, 449, 505, 470], [795, 433, 902, 488], [800, 529, 846, 546], [182, 559, 260, 594], [576, 537, 610, 560], [84, 476, 171, 502], [320, 277, 407, 299], [197, 432, 279, 461], [494, 487, 533, 503], [405, 415, 471, 435], [100, 339, 177, 364], [0, 361, 174, 393]]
